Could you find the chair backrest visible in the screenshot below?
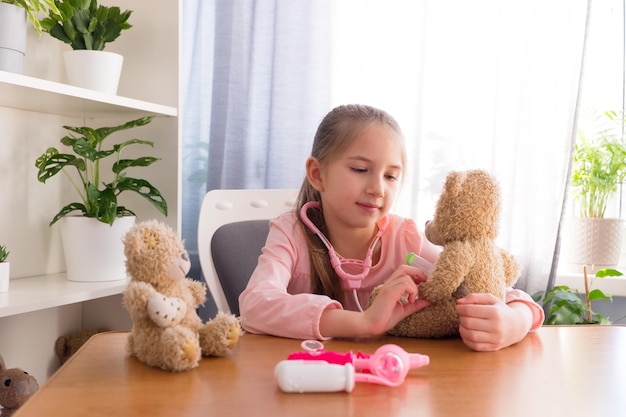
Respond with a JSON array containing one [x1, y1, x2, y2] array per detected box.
[[197, 189, 298, 314]]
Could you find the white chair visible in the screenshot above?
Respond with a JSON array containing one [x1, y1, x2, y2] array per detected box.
[[197, 189, 298, 314]]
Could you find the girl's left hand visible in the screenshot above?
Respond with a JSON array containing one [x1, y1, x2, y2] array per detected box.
[[455, 293, 533, 351]]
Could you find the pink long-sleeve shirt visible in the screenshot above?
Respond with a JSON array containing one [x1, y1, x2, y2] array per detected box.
[[239, 210, 543, 340]]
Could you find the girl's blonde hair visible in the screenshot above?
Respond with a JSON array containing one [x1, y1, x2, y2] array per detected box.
[[295, 104, 405, 303]]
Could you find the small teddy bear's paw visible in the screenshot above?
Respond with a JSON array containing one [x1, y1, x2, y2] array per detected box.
[[147, 292, 187, 328], [181, 337, 201, 364], [225, 322, 242, 349], [199, 313, 242, 357]]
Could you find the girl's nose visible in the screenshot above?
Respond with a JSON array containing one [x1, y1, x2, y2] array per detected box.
[[367, 176, 384, 197]]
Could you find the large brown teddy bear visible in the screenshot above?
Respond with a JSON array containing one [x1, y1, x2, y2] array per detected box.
[[122, 220, 241, 372], [382, 169, 520, 338]]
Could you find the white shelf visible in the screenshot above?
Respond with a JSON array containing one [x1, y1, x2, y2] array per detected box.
[[0, 273, 128, 318], [0, 70, 177, 118], [555, 272, 626, 297]]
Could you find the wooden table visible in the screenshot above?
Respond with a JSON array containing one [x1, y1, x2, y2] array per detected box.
[[14, 326, 626, 417]]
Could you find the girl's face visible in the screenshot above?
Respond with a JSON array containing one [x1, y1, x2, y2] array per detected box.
[[308, 122, 405, 232]]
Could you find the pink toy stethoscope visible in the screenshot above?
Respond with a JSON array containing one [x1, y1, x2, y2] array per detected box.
[[300, 201, 389, 311]]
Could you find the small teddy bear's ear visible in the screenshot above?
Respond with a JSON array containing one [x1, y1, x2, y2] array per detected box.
[[443, 171, 465, 197]]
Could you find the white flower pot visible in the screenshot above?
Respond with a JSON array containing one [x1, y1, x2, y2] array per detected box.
[[63, 50, 124, 94], [561, 217, 623, 268], [0, 262, 9, 293], [60, 216, 135, 282], [0, 3, 27, 74]]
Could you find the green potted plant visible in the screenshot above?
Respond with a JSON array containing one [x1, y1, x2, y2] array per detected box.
[[561, 109, 626, 268], [39, 0, 133, 94], [532, 267, 620, 325], [0, 1, 60, 73], [0, 244, 10, 293], [35, 115, 168, 282], [0, 245, 8, 263]]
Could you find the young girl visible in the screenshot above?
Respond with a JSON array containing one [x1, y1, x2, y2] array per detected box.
[[239, 104, 543, 351]]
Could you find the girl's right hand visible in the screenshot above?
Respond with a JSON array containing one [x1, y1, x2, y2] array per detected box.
[[363, 265, 430, 336]]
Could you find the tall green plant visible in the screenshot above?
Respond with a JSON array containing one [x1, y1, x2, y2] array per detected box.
[[40, 0, 132, 50], [2, 0, 60, 34], [35, 115, 168, 226], [571, 110, 626, 218]]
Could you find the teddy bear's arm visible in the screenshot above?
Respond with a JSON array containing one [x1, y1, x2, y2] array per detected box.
[[186, 279, 208, 307], [419, 241, 473, 302], [500, 249, 521, 288], [122, 281, 156, 320]]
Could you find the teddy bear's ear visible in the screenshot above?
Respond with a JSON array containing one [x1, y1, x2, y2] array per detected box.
[[54, 336, 69, 362], [443, 171, 465, 197]]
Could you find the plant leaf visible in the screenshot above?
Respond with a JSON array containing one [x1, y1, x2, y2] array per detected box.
[[115, 178, 168, 216], [35, 148, 86, 183], [50, 203, 88, 226], [85, 184, 117, 225], [112, 157, 159, 174], [547, 303, 582, 325], [588, 288, 612, 302], [595, 268, 623, 277]]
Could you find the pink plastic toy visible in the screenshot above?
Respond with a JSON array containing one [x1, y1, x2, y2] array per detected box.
[[276, 340, 429, 393]]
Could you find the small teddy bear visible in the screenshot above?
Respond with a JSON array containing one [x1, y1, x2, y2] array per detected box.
[[0, 355, 38, 417], [55, 328, 109, 364], [122, 220, 241, 372], [382, 169, 520, 338]]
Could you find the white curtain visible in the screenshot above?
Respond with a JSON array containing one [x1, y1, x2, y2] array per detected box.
[[182, 0, 590, 314]]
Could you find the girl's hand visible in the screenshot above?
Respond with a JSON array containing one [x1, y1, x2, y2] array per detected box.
[[455, 293, 533, 351], [363, 265, 430, 336]]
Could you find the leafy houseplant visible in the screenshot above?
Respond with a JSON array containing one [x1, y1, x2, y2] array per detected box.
[[561, 110, 626, 267], [0, 244, 8, 292], [35, 115, 168, 226], [571, 110, 626, 218], [40, 0, 132, 50], [1, 0, 60, 35], [532, 267, 620, 325], [0, 0, 60, 73], [39, 0, 132, 93], [0, 245, 9, 263]]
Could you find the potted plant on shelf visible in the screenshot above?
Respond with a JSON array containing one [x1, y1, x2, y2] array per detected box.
[[561, 109, 626, 269], [533, 266, 620, 325], [0, 244, 9, 293], [0, 0, 60, 73], [34, 115, 168, 282], [40, 0, 132, 94]]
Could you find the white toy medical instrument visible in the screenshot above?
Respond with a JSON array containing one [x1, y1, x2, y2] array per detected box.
[[300, 201, 389, 311], [405, 252, 435, 276], [275, 340, 430, 393]]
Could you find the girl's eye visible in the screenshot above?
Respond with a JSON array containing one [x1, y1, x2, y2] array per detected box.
[[181, 251, 189, 261], [351, 167, 367, 173], [386, 174, 399, 181]]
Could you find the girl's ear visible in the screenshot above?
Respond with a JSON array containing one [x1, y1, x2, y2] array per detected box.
[[306, 157, 325, 192]]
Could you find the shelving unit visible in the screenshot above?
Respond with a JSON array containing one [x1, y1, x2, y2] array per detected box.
[[0, 274, 128, 318], [0, 71, 177, 118], [0, 0, 180, 384]]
